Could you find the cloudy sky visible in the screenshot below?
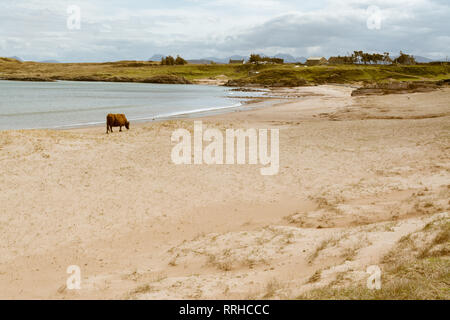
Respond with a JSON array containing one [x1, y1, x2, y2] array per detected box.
[[0, 0, 449, 62]]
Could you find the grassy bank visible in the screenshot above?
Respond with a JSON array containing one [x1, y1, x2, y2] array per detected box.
[[0, 57, 449, 86], [298, 216, 449, 300]]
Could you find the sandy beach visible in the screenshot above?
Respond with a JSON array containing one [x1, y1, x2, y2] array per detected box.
[[0, 85, 449, 299]]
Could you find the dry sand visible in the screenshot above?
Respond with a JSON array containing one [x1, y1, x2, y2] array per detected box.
[[0, 85, 449, 299]]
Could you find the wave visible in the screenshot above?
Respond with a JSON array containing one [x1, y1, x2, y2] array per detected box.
[[129, 102, 243, 122]]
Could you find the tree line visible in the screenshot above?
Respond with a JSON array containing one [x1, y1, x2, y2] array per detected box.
[[328, 51, 416, 65], [248, 54, 284, 64], [161, 55, 187, 65]]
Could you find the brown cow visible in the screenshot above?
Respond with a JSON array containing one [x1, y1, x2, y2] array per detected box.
[[106, 114, 130, 134]]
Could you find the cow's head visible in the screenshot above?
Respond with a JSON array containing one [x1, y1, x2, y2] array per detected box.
[[125, 121, 130, 130]]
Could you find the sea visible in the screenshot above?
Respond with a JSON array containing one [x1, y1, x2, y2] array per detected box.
[[0, 80, 267, 130]]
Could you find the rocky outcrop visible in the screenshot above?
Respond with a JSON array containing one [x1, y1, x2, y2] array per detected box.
[[141, 75, 192, 84]]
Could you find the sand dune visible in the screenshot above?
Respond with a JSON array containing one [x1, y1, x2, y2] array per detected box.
[[0, 86, 449, 299]]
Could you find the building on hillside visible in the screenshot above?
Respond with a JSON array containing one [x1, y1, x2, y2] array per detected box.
[[229, 59, 245, 64], [306, 57, 328, 66]]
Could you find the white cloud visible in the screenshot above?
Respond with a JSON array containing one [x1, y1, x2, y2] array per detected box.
[[0, 0, 448, 61]]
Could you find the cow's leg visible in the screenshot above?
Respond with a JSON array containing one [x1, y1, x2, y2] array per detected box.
[[119, 126, 122, 132], [106, 123, 109, 134]]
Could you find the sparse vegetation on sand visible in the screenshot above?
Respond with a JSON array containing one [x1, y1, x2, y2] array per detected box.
[[298, 218, 449, 300], [0, 58, 448, 86]]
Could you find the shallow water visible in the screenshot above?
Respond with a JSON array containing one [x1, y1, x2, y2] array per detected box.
[[0, 81, 264, 130]]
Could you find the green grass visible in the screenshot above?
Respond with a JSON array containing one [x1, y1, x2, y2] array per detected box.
[[0, 59, 248, 82], [226, 63, 450, 86], [1, 58, 449, 86]]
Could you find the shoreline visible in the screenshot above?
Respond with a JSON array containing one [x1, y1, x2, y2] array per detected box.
[[0, 79, 289, 131], [68, 97, 286, 132], [6, 80, 447, 132], [0, 97, 285, 132], [2, 78, 448, 132], [52, 97, 284, 132]]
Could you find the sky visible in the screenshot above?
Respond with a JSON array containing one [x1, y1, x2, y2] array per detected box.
[[0, 0, 449, 62]]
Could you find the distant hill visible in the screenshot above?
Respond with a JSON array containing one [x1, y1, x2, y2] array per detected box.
[[149, 55, 248, 64], [148, 53, 309, 64], [411, 55, 432, 63], [148, 54, 165, 62], [8, 56, 23, 62], [186, 54, 442, 65], [39, 60, 60, 63], [202, 55, 247, 64], [149, 54, 218, 64], [273, 54, 307, 63]]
